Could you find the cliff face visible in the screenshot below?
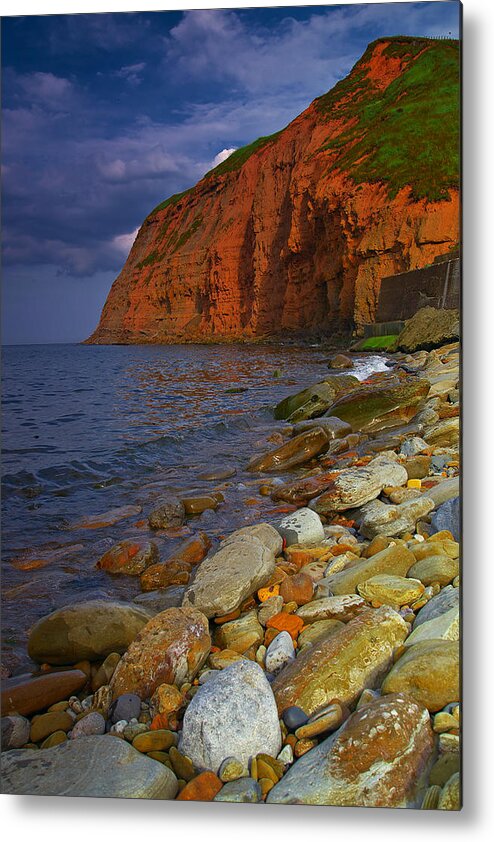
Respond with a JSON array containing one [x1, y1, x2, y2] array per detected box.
[[88, 37, 460, 344]]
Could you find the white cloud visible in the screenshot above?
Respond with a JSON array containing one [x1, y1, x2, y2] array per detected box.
[[211, 147, 237, 168]]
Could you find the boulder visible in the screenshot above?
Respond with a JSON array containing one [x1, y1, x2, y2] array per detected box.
[[357, 496, 435, 538], [327, 354, 353, 370], [0, 735, 178, 798], [431, 495, 460, 541], [394, 307, 460, 353], [272, 606, 408, 716], [273, 377, 359, 421], [276, 507, 324, 546], [310, 455, 408, 516], [28, 600, 152, 665], [148, 496, 185, 530], [413, 585, 459, 628], [133, 586, 186, 614], [323, 378, 430, 434], [267, 694, 434, 807], [404, 605, 459, 647], [179, 660, 282, 772], [292, 417, 352, 439], [110, 606, 211, 699], [323, 543, 416, 595], [220, 523, 282, 556], [247, 428, 329, 473], [381, 639, 459, 711], [182, 527, 277, 618], [96, 539, 159, 575]]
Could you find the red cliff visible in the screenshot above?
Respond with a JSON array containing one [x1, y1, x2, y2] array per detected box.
[[87, 37, 460, 344]]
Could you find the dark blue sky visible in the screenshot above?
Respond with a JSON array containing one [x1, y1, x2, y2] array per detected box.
[[1, 2, 460, 343]]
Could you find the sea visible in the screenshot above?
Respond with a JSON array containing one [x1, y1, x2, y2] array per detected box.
[[1, 343, 389, 672]]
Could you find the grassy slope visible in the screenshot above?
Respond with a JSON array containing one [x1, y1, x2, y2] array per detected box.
[[147, 37, 459, 223], [317, 37, 460, 200]]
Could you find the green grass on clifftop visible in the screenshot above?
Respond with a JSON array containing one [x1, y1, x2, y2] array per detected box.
[[317, 37, 460, 200], [204, 131, 283, 178]]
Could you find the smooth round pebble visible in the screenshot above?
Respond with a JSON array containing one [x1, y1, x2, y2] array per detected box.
[[70, 711, 106, 739]]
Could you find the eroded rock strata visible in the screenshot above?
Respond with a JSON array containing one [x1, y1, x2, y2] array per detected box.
[[87, 37, 459, 345]]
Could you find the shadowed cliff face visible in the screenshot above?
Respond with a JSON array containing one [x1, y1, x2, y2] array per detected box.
[[88, 37, 460, 344]]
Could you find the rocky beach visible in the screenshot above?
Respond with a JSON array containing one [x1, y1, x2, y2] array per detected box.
[[1, 322, 461, 809]]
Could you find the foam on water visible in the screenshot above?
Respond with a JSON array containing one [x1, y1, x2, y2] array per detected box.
[[351, 355, 391, 381]]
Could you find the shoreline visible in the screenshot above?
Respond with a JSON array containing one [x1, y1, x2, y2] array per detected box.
[[1, 341, 460, 808]]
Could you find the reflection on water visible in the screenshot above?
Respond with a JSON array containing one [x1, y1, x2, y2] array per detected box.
[[1, 342, 387, 673]]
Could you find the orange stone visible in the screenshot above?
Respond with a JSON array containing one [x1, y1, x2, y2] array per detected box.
[[150, 713, 170, 730], [140, 559, 191, 591], [214, 609, 241, 624], [257, 585, 280, 602], [266, 612, 304, 640], [176, 771, 223, 801], [279, 573, 314, 606]]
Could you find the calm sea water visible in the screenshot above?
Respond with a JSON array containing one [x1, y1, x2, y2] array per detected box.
[[1, 343, 388, 672]]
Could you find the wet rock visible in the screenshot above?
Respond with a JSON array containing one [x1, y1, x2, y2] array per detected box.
[[381, 639, 459, 711], [357, 496, 435, 539], [214, 777, 262, 802], [110, 607, 211, 699], [96, 539, 159, 575], [295, 595, 367, 624], [413, 585, 459, 628], [75, 505, 142, 530], [276, 507, 324, 546], [1, 735, 178, 798], [328, 353, 353, 370], [182, 526, 277, 618], [273, 377, 359, 422], [268, 694, 434, 807], [404, 605, 459, 647], [357, 574, 424, 606], [310, 455, 408, 516], [28, 600, 152, 665], [148, 497, 185, 530], [324, 543, 415, 595], [265, 631, 295, 674], [247, 428, 329, 473], [197, 467, 236, 481], [70, 711, 106, 739], [1, 715, 31, 749], [140, 559, 191, 591], [323, 378, 430, 434], [431, 495, 460, 541], [181, 496, 218, 516], [179, 660, 281, 772], [272, 606, 408, 715], [292, 417, 352, 439], [215, 611, 264, 654], [133, 586, 186, 614], [1, 670, 87, 716]]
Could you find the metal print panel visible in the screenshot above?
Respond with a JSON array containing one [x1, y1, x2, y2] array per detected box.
[[1, 1, 461, 810]]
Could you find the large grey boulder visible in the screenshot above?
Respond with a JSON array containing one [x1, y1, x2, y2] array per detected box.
[[0, 735, 178, 798], [413, 585, 459, 628], [431, 495, 460, 541], [179, 660, 281, 772], [357, 496, 435, 538], [182, 525, 277, 618], [276, 508, 324, 546], [28, 600, 152, 665], [310, 455, 408, 516]]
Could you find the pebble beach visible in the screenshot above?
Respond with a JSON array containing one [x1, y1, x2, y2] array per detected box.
[[1, 340, 460, 809]]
